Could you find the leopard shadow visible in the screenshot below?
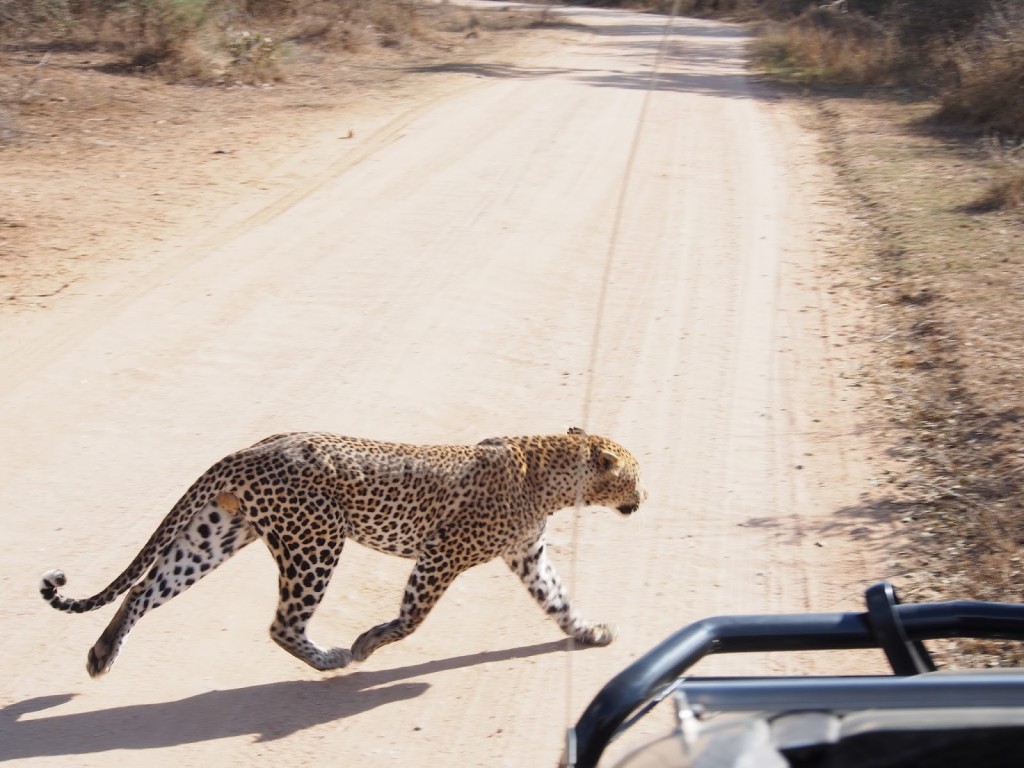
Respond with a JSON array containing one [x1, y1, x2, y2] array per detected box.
[[0, 639, 576, 761]]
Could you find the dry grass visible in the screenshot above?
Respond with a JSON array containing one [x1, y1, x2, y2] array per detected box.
[[974, 171, 1024, 212], [935, 5, 1024, 138], [0, 0, 558, 310], [750, 0, 1024, 140], [0, 0, 555, 148], [0, 0, 549, 86], [966, 139, 1024, 212], [807, 92, 1024, 664], [751, 9, 899, 86], [752, 2, 1024, 664]]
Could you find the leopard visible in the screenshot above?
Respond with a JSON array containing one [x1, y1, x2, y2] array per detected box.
[[39, 427, 646, 677]]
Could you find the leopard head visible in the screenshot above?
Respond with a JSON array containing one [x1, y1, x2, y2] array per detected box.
[[575, 432, 647, 516]]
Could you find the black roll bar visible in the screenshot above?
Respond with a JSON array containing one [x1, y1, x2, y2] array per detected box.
[[569, 582, 1024, 768]]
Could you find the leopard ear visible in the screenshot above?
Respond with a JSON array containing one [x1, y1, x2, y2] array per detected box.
[[567, 426, 586, 436], [594, 447, 621, 474]]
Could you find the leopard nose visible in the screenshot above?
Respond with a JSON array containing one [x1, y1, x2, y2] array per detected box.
[[617, 504, 639, 516]]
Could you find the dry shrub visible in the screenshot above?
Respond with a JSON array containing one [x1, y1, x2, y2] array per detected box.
[[937, 5, 1024, 137], [238, 0, 426, 53], [63, 0, 219, 76], [1, 0, 437, 84], [282, 0, 376, 52], [752, 0, 823, 19], [0, 0, 77, 38], [970, 169, 1024, 212], [649, 0, 744, 15], [155, 35, 223, 81], [222, 29, 282, 82], [752, 8, 896, 85], [881, 0, 990, 47], [994, 171, 1024, 209], [363, 0, 422, 48]]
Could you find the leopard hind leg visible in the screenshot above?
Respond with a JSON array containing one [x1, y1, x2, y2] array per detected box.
[[255, 494, 351, 671], [87, 495, 256, 677]]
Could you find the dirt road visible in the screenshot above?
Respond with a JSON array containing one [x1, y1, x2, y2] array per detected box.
[[1, 6, 894, 766]]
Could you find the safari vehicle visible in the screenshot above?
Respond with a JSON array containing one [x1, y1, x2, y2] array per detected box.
[[562, 582, 1024, 768]]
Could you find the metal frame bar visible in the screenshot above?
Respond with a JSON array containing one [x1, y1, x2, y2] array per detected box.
[[569, 582, 1024, 768], [676, 674, 1024, 713]]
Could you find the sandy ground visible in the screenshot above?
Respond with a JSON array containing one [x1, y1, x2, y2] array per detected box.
[[2, 6, 897, 766]]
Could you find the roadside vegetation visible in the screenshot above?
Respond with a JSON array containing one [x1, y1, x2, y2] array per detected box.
[[737, 0, 1024, 662], [0, 0, 555, 155], [0, 0, 547, 86]]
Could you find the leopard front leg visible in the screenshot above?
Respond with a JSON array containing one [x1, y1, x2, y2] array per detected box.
[[351, 546, 461, 662], [503, 537, 615, 646]]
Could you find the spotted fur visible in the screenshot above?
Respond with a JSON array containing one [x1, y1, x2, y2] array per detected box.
[[39, 428, 646, 676]]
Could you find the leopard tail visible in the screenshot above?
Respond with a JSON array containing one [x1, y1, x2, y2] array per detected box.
[[38, 463, 229, 614]]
